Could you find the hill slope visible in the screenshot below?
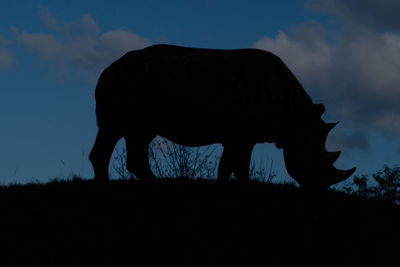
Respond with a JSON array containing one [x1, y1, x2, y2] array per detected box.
[[0, 178, 399, 266]]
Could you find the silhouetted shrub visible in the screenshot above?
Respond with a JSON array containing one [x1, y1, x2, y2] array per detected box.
[[341, 165, 400, 204]]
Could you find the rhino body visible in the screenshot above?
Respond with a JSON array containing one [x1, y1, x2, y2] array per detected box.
[[89, 44, 355, 187]]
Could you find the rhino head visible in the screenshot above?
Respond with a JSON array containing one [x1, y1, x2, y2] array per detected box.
[[282, 104, 356, 188]]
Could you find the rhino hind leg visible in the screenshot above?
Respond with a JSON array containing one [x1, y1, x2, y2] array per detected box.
[[89, 128, 121, 182], [217, 142, 255, 182], [125, 133, 156, 180]]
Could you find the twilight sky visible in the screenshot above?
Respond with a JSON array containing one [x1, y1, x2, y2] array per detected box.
[[0, 0, 399, 184]]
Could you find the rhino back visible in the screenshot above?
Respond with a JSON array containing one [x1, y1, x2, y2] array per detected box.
[[95, 44, 315, 143]]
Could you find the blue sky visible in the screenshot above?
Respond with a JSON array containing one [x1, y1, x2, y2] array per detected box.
[[0, 0, 399, 184]]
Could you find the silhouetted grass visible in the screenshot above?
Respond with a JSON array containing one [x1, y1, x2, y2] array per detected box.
[[0, 177, 399, 266]]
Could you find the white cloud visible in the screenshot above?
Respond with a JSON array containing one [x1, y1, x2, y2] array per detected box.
[[100, 30, 151, 54], [252, 1, 400, 152], [40, 8, 62, 32], [0, 35, 12, 70], [40, 8, 99, 37], [0, 50, 12, 70], [18, 10, 151, 75], [253, 12, 400, 143], [350, 33, 400, 95], [253, 22, 332, 88]]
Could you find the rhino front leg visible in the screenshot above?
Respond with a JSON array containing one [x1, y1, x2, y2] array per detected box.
[[125, 133, 156, 181], [89, 128, 121, 182], [217, 142, 255, 182]]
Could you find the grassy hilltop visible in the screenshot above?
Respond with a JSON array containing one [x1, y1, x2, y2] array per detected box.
[[0, 178, 399, 266]]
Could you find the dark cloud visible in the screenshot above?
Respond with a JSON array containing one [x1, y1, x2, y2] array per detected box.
[[307, 0, 400, 31], [17, 10, 151, 75], [328, 130, 370, 152]]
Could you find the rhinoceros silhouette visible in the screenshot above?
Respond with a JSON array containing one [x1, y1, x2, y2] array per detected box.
[[89, 44, 355, 188]]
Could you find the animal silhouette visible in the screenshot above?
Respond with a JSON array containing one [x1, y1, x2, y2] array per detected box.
[[89, 44, 355, 188]]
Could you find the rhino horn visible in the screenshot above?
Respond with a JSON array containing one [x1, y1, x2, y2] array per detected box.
[[326, 150, 341, 164], [328, 167, 356, 185], [322, 122, 338, 143], [325, 122, 338, 134]]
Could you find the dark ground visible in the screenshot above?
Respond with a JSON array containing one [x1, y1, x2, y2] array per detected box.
[[0, 178, 399, 266]]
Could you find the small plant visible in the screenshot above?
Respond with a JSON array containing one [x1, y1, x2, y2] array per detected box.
[[112, 137, 220, 180], [112, 146, 134, 180], [112, 137, 275, 182], [148, 137, 219, 179], [249, 159, 276, 183]]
